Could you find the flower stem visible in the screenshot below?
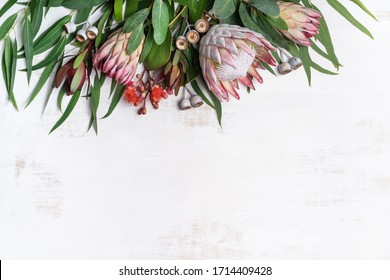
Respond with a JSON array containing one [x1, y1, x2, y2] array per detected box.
[[169, 6, 188, 28]]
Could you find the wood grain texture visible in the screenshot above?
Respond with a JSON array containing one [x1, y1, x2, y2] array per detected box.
[[0, 1, 390, 259]]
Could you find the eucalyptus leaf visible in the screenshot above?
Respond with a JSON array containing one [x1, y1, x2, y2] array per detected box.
[[102, 84, 125, 119], [61, 0, 107, 10], [23, 19, 33, 83], [127, 24, 144, 54], [25, 60, 57, 108], [152, 0, 169, 45], [0, 13, 18, 42], [50, 90, 81, 134], [144, 30, 172, 70], [0, 0, 17, 18]]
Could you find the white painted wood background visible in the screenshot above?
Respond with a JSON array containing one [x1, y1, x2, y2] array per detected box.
[[1, 1, 390, 259]]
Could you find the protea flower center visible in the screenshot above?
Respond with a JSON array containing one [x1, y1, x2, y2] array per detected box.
[[215, 47, 256, 81], [199, 24, 276, 101]]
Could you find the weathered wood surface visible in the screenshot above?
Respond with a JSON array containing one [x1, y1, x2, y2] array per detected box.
[[0, 1, 389, 259]]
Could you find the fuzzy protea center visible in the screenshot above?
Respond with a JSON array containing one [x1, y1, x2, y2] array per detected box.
[[216, 47, 255, 81]]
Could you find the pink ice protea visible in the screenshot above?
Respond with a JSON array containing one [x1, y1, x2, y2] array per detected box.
[[277, 1, 321, 46], [199, 24, 277, 101], [93, 28, 144, 85]]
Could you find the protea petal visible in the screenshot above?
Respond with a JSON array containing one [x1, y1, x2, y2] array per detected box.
[[199, 24, 275, 101], [93, 28, 144, 86], [277, 1, 321, 46]]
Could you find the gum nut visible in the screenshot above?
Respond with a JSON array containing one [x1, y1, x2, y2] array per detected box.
[[138, 107, 147, 115], [86, 26, 98, 40], [176, 36, 188, 50], [289, 57, 303, 70], [76, 29, 88, 43], [179, 98, 192, 110], [186, 30, 200, 44], [64, 22, 76, 34], [195, 19, 210, 33], [190, 95, 204, 108], [278, 62, 293, 75]]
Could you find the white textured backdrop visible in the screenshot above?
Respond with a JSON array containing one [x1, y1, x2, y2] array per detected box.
[[1, 1, 390, 259]]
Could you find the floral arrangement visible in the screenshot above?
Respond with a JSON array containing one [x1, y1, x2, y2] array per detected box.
[[0, 0, 375, 132]]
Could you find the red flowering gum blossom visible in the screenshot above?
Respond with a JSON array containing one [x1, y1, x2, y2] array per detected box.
[[149, 85, 168, 109]]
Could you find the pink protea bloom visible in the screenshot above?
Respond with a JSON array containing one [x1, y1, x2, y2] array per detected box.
[[93, 28, 144, 86], [199, 24, 276, 101], [277, 1, 321, 46]]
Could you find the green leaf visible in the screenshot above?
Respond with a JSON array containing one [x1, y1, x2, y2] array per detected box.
[[192, 79, 222, 126], [98, 8, 111, 29], [50, 90, 81, 134], [89, 74, 102, 133], [152, 0, 169, 45], [213, 0, 237, 20], [61, 0, 107, 10], [298, 46, 312, 85], [123, 8, 150, 33], [239, 3, 289, 49], [2, 37, 18, 110], [191, 80, 215, 109], [266, 15, 287, 30], [0, 0, 17, 18], [349, 0, 377, 20], [57, 82, 67, 112], [75, 7, 93, 24], [139, 27, 154, 63], [125, 0, 138, 17], [327, 0, 373, 39], [73, 49, 87, 69], [0, 13, 18, 42], [23, 19, 33, 84], [31, 0, 43, 37], [70, 62, 86, 93], [310, 61, 338, 75], [102, 84, 125, 119], [33, 15, 70, 46], [114, 0, 123, 22], [42, 56, 63, 115], [25, 60, 57, 108], [301, 1, 341, 69], [30, 15, 71, 56], [260, 61, 276, 75], [246, 0, 280, 17], [144, 30, 172, 70], [2, 37, 12, 92], [27, 36, 66, 71], [10, 38, 18, 110], [127, 24, 144, 54]]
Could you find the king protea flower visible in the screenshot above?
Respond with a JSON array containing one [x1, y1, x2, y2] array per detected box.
[[93, 28, 144, 86], [277, 1, 321, 46], [199, 24, 276, 101]]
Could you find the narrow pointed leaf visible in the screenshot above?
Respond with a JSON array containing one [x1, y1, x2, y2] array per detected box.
[[23, 19, 33, 83], [31, 0, 43, 37], [25, 60, 57, 108], [349, 0, 377, 20], [102, 84, 125, 119], [0, 0, 17, 18], [127, 23, 143, 54], [0, 13, 18, 41], [50, 90, 81, 134], [327, 0, 373, 39], [114, 0, 123, 22]]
